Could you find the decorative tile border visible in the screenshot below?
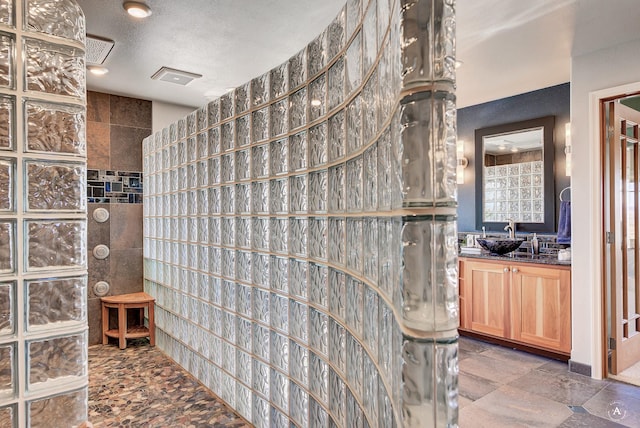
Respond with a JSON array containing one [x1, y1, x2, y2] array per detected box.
[[87, 169, 143, 203]]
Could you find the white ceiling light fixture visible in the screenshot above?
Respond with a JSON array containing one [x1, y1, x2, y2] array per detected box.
[[151, 66, 202, 86], [123, 1, 152, 18], [87, 65, 109, 76]]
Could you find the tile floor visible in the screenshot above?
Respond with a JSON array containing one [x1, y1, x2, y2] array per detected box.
[[88, 337, 640, 427], [612, 360, 640, 388], [88, 339, 250, 427], [458, 337, 640, 427]]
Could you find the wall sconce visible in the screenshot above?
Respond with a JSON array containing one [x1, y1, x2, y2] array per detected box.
[[565, 122, 571, 177], [457, 140, 469, 184]]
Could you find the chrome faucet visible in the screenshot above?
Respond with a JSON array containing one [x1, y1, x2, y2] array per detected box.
[[504, 219, 515, 239]]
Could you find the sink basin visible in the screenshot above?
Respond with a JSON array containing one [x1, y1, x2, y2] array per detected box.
[[476, 238, 524, 255]]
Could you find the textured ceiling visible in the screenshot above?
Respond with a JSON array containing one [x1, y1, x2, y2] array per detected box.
[[77, 0, 640, 109]]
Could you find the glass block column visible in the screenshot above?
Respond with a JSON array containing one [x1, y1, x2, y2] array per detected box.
[[143, 0, 457, 427], [397, 1, 458, 426], [0, 1, 88, 427]]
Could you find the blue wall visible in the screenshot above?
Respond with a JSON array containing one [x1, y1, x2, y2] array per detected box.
[[457, 83, 571, 232]]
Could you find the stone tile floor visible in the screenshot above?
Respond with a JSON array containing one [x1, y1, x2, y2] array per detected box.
[[612, 360, 640, 387], [459, 337, 640, 427], [88, 339, 250, 427], [89, 337, 640, 427]]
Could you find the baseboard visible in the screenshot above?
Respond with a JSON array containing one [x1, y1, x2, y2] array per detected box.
[[569, 359, 592, 377], [459, 329, 570, 361]]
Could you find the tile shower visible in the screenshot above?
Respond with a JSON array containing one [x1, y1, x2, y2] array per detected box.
[[0, 0, 88, 426], [85, 91, 150, 346], [144, 0, 459, 427]]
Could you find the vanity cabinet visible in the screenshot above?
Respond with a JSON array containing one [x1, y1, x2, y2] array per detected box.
[[459, 259, 511, 337], [459, 257, 571, 354]]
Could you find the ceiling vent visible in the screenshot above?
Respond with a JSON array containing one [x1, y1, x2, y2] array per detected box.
[[86, 34, 115, 65], [151, 66, 202, 86]]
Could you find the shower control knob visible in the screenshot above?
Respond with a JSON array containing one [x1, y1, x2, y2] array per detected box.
[[93, 244, 110, 260], [92, 207, 110, 223], [93, 281, 110, 297]]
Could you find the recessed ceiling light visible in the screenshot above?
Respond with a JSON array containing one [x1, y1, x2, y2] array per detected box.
[[87, 65, 109, 76], [123, 1, 152, 18], [310, 99, 322, 107]]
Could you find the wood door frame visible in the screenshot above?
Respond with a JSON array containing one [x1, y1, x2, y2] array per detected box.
[[597, 86, 640, 379]]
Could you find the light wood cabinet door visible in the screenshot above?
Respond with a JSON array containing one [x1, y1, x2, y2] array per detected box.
[[462, 259, 511, 338], [510, 264, 571, 353]]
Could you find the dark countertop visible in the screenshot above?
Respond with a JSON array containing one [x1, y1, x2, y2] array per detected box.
[[459, 251, 571, 266]]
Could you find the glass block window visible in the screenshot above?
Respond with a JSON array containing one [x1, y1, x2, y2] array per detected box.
[[483, 161, 544, 222]]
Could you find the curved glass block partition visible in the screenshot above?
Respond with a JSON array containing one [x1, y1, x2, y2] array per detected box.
[[0, 0, 88, 426], [143, 0, 458, 426]]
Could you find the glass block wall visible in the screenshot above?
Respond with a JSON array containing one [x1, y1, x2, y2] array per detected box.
[[143, 0, 458, 426], [0, 0, 88, 426]]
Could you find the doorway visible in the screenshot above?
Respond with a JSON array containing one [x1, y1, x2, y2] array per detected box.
[[603, 93, 640, 385]]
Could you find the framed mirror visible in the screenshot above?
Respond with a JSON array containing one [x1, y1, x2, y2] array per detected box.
[[475, 116, 556, 233]]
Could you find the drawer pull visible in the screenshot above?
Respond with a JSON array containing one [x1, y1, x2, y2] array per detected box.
[[512, 268, 519, 273], [503, 267, 509, 273]]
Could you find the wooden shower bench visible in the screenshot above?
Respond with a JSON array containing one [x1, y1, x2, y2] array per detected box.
[[101, 292, 155, 349]]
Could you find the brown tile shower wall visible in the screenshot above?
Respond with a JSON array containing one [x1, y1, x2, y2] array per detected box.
[[86, 91, 151, 344], [87, 91, 151, 170]]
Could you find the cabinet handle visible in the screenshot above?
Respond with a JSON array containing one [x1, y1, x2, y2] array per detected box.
[[503, 267, 509, 273], [512, 267, 519, 273]]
